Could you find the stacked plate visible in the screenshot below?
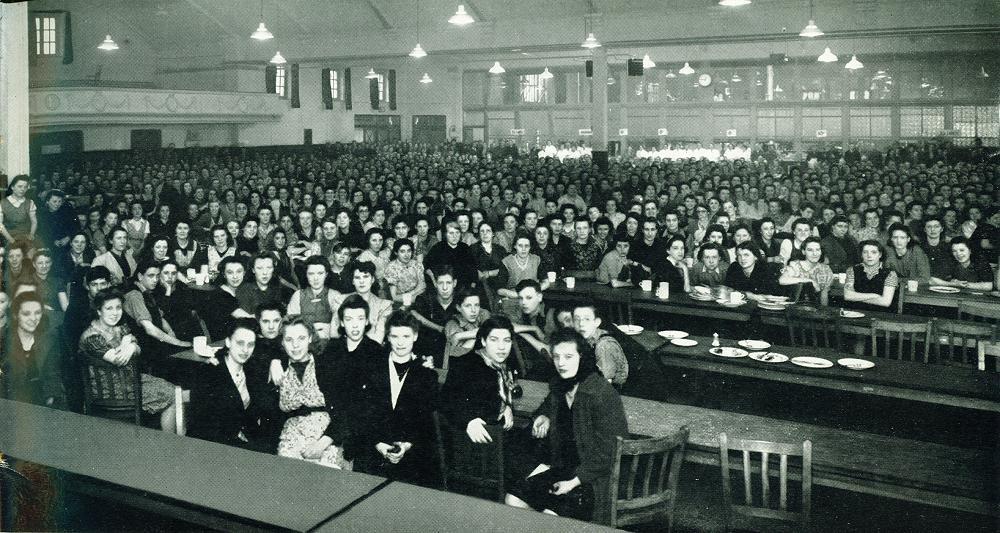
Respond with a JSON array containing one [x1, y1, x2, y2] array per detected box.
[[757, 295, 790, 311], [689, 287, 714, 301], [928, 286, 960, 294]]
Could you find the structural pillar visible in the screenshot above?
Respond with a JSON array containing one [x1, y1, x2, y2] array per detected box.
[[590, 46, 609, 174], [0, 1, 30, 177]]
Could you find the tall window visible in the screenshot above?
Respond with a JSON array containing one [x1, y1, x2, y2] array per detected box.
[[375, 73, 388, 102], [954, 105, 1000, 146], [329, 69, 339, 100], [275, 65, 286, 97], [34, 16, 57, 55], [900, 107, 944, 138], [519, 74, 547, 103]]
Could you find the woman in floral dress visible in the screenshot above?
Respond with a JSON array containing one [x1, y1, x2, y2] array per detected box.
[[276, 318, 350, 469]]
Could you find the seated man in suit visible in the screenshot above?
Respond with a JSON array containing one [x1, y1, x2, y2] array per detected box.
[[187, 318, 280, 453], [352, 311, 438, 486]]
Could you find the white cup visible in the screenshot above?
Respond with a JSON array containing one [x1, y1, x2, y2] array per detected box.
[[565, 277, 576, 289], [640, 280, 653, 292], [547, 271, 557, 283], [195, 273, 206, 286], [837, 273, 847, 285], [657, 284, 670, 299], [186, 268, 197, 280], [200, 264, 210, 276], [730, 292, 745, 304], [907, 279, 918, 293], [193, 336, 208, 354], [402, 293, 413, 306]]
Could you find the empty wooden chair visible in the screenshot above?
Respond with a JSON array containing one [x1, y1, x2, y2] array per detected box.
[[958, 301, 1000, 326], [609, 427, 690, 532], [869, 319, 932, 362], [932, 319, 997, 365], [977, 340, 1000, 372], [434, 412, 505, 501], [785, 307, 840, 350], [80, 356, 143, 426], [718, 433, 813, 533]]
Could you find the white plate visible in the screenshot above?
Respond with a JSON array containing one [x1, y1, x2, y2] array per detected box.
[[748, 352, 789, 363], [670, 338, 698, 347], [757, 303, 789, 311], [616, 324, 644, 335], [689, 294, 714, 301], [838, 358, 875, 370], [790, 356, 833, 368], [194, 345, 221, 358], [658, 330, 690, 340], [763, 295, 790, 303], [928, 286, 961, 294], [691, 285, 712, 296], [709, 347, 749, 358], [716, 299, 746, 307], [839, 310, 865, 319], [738, 340, 771, 350]]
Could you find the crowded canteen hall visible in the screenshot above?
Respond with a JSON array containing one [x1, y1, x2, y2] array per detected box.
[[0, 0, 998, 531]]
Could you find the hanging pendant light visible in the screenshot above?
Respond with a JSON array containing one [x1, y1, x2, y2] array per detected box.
[[608, 77, 616, 86], [251, 1, 274, 40], [539, 67, 554, 80], [642, 54, 656, 69], [489, 61, 506, 74], [817, 47, 838, 63], [581, 33, 601, 49], [844, 55, 864, 70], [269, 51, 286, 64], [409, 43, 427, 58], [98, 34, 119, 51], [678, 62, 695, 75], [731, 71, 742, 82], [718, 0, 751, 6], [665, 70, 676, 79], [977, 66, 990, 78], [774, 83, 784, 93], [448, 5, 474, 25], [419, 73, 433, 84], [799, 0, 823, 37], [365, 68, 379, 79]]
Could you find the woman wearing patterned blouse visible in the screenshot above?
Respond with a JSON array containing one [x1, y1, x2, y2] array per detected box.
[[779, 237, 834, 306], [383, 238, 425, 304], [78, 289, 177, 431], [276, 318, 350, 469], [844, 240, 898, 310]]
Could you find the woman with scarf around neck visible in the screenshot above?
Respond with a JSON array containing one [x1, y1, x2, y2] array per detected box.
[[505, 328, 628, 525]]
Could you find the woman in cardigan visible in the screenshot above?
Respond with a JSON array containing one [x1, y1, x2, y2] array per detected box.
[[0, 175, 37, 244], [883, 223, 931, 285], [506, 328, 628, 525]]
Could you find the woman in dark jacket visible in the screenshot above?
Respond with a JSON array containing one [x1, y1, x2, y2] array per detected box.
[[723, 242, 781, 299], [506, 328, 628, 525]]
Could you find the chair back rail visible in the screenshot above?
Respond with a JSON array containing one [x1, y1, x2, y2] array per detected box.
[[958, 301, 1000, 326], [785, 308, 841, 350], [610, 427, 689, 531], [80, 356, 143, 425], [870, 319, 932, 362], [977, 340, 1000, 372], [433, 412, 505, 502], [719, 432, 813, 529], [932, 319, 997, 365]]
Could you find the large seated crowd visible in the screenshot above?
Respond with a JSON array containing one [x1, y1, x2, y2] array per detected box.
[[0, 138, 997, 524]]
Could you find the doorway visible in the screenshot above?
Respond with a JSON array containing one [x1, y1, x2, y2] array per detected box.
[[412, 115, 447, 144]]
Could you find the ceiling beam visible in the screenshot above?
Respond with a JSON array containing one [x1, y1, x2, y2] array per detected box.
[[366, 0, 394, 30], [464, 0, 487, 23], [181, 0, 240, 39]]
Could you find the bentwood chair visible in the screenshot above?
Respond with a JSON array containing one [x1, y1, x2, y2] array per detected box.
[[958, 301, 1000, 326], [784, 307, 841, 350], [609, 427, 690, 532], [977, 341, 1000, 372], [718, 433, 813, 533], [869, 319, 932, 362], [80, 356, 143, 426], [434, 412, 505, 501], [931, 319, 997, 366]]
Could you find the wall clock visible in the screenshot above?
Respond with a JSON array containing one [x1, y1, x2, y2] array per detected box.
[[698, 73, 713, 87]]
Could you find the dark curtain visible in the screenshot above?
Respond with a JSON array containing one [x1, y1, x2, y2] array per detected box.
[[290, 64, 300, 108], [369, 77, 380, 110], [388, 69, 397, 110], [321, 68, 333, 109], [62, 12, 73, 64], [502, 73, 518, 105], [265, 65, 276, 94], [344, 68, 352, 110]]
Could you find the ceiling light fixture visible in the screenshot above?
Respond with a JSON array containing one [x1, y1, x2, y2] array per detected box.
[[419, 73, 433, 84], [269, 51, 286, 64], [98, 34, 119, 51], [539, 67, 554, 80], [409, 43, 427, 58], [774, 83, 784, 93], [978, 66, 990, 78], [799, 0, 823, 37], [642, 54, 656, 69], [731, 71, 742, 82], [448, 5, 474, 26], [718, 0, 751, 6], [251, 0, 274, 40], [844, 55, 863, 70], [365, 68, 379, 79], [665, 70, 676, 78], [489, 61, 506, 74], [678, 62, 695, 75], [817, 47, 838, 63], [581, 33, 601, 49]]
